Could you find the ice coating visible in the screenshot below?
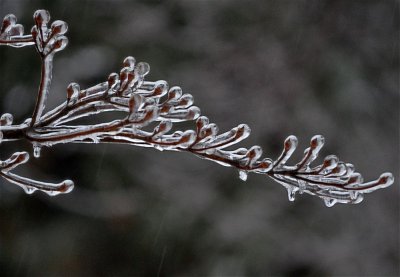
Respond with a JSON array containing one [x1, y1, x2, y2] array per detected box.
[[0, 9, 395, 205]]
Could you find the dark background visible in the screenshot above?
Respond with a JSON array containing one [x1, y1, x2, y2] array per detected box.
[[0, 0, 399, 276]]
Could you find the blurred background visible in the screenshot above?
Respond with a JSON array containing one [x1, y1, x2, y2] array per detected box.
[[0, 0, 398, 276]]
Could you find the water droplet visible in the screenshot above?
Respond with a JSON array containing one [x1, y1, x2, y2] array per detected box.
[[45, 190, 58, 196], [287, 187, 296, 201], [324, 198, 337, 207], [238, 170, 248, 181], [24, 186, 36, 194], [33, 144, 42, 158]]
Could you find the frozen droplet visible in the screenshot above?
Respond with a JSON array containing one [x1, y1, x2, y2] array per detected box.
[[33, 144, 42, 158], [238, 170, 248, 181], [45, 190, 58, 196], [287, 187, 296, 201], [51, 20, 68, 35], [324, 198, 337, 207], [0, 113, 13, 126], [23, 186, 37, 194]]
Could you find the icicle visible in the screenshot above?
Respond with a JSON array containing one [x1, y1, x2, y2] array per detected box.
[[324, 198, 337, 207], [23, 186, 37, 194], [287, 186, 296, 202], [33, 144, 42, 158], [238, 170, 248, 181]]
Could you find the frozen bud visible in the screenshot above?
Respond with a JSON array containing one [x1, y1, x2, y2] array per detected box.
[[321, 155, 339, 172], [34, 10, 50, 25], [284, 135, 298, 152], [344, 163, 355, 177], [52, 36, 68, 52], [9, 24, 24, 36], [329, 162, 346, 176], [30, 25, 38, 38], [1, 14, 17, 34], [167, 86, 182, 101], [128, 94, 143, 114], [123, 56, 136, 69], [178, 94, 194, 108], [51, 20, 68, 35], [66, 82, 80, 101], [107, 73, 119, 90], [178, 130, 197, 148], [377, 172, 394, 187], [186, 106, 201, 120], [247, 145, 263, 163], [0, 113, 13, 126], [347, 173, 363, 186], [196, 116, 209, 133], [310, 135, 325, 151], [152, 81, 168, 97], [153, 121, 173, 137], [236, 124, 251, 139], [59, 180, 74, 194]]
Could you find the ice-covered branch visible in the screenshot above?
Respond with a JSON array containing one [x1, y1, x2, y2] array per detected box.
[[0, 9, 394, 206]]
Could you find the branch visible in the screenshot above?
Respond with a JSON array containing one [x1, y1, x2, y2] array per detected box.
[[0, 10, 394, 206]]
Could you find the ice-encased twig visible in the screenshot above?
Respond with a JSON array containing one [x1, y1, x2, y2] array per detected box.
[[0, 10, 394, 206]]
